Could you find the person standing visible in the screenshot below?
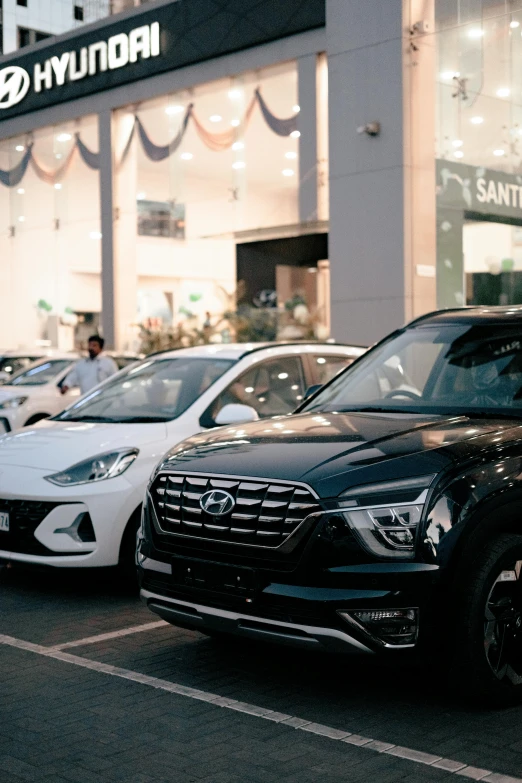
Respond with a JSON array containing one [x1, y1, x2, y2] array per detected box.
[[61, 335, 118, 396]]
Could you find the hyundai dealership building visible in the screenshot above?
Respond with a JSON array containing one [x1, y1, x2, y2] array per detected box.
[[0, 0, 518, 350]]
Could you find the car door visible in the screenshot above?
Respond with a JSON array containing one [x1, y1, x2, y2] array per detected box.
[[199, 354, 307, 427]]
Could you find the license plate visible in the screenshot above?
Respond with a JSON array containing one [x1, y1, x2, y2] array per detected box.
[[172, 557, 257, 597], [0, 512, 9, 532]]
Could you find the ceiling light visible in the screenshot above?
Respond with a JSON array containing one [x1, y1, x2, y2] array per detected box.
[[510, 20, 520, 29], [165, 105, 184, 115], [18, 216, 25, 222], [290, 130, 301, 138], [470, 115, 484, 124], [497, 87, 511, 98], [56, 132, 72, 142], [89, 231, 102, 239], [15, 145, 24, 152], [440, 70, 460, 80], [54, 183, 62, 190], [209, 114, 222, 123], [180, 152, 193, 160], [293, 104, 300, 112], [228, 89, 242, 100], [136, 192, 146, 200], [232, 161, 246, 169], [231, 141, 244, 151], [16, 188, 24, 195], [285, 151, 298, 159], [231, 119, 240, 127], [468, 28, 484, 38], [282, 168, 295, 176], [453, 150, 464, 158], [493, 148, 506, 156], [452, 139, 464, 147]]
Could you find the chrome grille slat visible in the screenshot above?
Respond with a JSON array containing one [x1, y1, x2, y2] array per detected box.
[[151, 472, 320, 547]]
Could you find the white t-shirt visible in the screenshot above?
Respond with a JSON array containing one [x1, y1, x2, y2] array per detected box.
[[64, 355, 119, 395]]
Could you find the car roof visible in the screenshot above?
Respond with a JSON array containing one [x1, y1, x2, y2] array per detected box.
[[145, 342, 366, 361], [409, 305, 522, 328]]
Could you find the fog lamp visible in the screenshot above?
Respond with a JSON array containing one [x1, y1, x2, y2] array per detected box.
[[338, 608, 419, 647]]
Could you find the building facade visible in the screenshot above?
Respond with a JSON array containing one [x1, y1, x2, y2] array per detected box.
[[0, 0, 519, 352]]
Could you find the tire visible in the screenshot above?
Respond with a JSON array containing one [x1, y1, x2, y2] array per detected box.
[[118, 508, 141, 585], [452, 534, 522, 707]]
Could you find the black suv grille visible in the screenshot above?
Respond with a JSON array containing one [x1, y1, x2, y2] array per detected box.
[[150, 473, 320, 548], [0, 499, 59, 555]]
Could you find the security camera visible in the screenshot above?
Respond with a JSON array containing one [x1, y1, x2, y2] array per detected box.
[[357, 122, 381, 137]]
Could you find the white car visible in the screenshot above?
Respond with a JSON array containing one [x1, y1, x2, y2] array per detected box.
[[0, 351, 50, 384], [0, 356, 82, 434], [0, 353, 142, 435], [0, 342, 365, 572]]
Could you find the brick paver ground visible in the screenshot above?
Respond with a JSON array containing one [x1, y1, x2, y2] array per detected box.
[[1, 565, 522, 783]]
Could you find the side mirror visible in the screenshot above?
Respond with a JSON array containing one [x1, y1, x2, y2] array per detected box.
[[304, 384, 322, 401], [214, 404, 259, 426]]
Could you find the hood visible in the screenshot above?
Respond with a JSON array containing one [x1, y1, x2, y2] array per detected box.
[[161, 411, 522, 498], [0, 384, 44, 402], [0, 418, 169, 470]]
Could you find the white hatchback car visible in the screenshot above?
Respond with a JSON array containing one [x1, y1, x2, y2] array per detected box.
[[0, 342, 364, 572], [0, 356, 81, 434], [0, 353, 142, 435]]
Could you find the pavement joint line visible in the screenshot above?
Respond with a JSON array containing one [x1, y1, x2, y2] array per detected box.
[[45, 620, 169, 650], [1, 632, 521, 783]]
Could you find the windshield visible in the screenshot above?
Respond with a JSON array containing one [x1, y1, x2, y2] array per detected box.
[[304, 324, 522, 417], [9, 360, 72, 386], [57, 356, 235, 423]]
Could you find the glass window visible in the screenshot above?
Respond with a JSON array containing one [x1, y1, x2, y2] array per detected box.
[[204, 356, 305, 425], [113, 61, 299, 344], [313, 354, 354, 385], [305, 324, 522, 416], [10, 360, 72, 386], [0, 115, 101, 351], [58, 357, 234, 423]]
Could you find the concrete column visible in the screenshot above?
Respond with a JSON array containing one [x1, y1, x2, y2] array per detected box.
[[326, 0, 436, 346], [298, 54, 318, 224], [98, 110, 116, 349]]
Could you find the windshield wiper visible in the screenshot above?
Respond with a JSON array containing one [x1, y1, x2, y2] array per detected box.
[[336, 406, 425, 415], [108, 416, 170, 423], [59, 415, 116, 422]]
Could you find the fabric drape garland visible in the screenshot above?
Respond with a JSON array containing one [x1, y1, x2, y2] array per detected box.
[[0, 89, 299, 188]]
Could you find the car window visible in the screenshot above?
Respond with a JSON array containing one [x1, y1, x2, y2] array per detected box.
[[304, 325, 522, 415], [202, 356, 305, 426], [0, 357, 33, 376], [10, 360, 72, 386], [313, 354, 355, 385], [57, 357, 235, 423]]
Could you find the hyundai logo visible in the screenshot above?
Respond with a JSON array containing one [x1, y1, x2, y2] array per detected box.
[[0, 66, 30, 110], [200, 489, 235, 517]]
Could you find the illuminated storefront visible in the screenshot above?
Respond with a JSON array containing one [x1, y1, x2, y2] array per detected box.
[[2, 0, 520, 352]]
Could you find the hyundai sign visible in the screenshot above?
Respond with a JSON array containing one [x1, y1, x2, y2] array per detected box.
[[0, 0, 325, 121]]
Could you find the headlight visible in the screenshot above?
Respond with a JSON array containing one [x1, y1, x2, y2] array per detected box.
[[336, 475, 435, 560], [45, 449, 139, 487], [0, 396, 28, 409]]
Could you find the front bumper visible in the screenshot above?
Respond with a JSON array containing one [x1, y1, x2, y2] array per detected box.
[[141, 588, 375, 653], [0, 464, 143, 568], [138, 556, 439, 653]]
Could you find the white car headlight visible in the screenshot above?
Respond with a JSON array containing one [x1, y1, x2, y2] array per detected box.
[[0, 396, 28, 409], [45, 449, 139, 487], [337, 475, 435, 560]]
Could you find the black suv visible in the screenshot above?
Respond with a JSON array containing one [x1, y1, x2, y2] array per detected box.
[[138, 307, 522, 706]]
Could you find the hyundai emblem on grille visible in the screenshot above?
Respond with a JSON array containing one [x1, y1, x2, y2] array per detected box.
[[199, 489, 235, 516]]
